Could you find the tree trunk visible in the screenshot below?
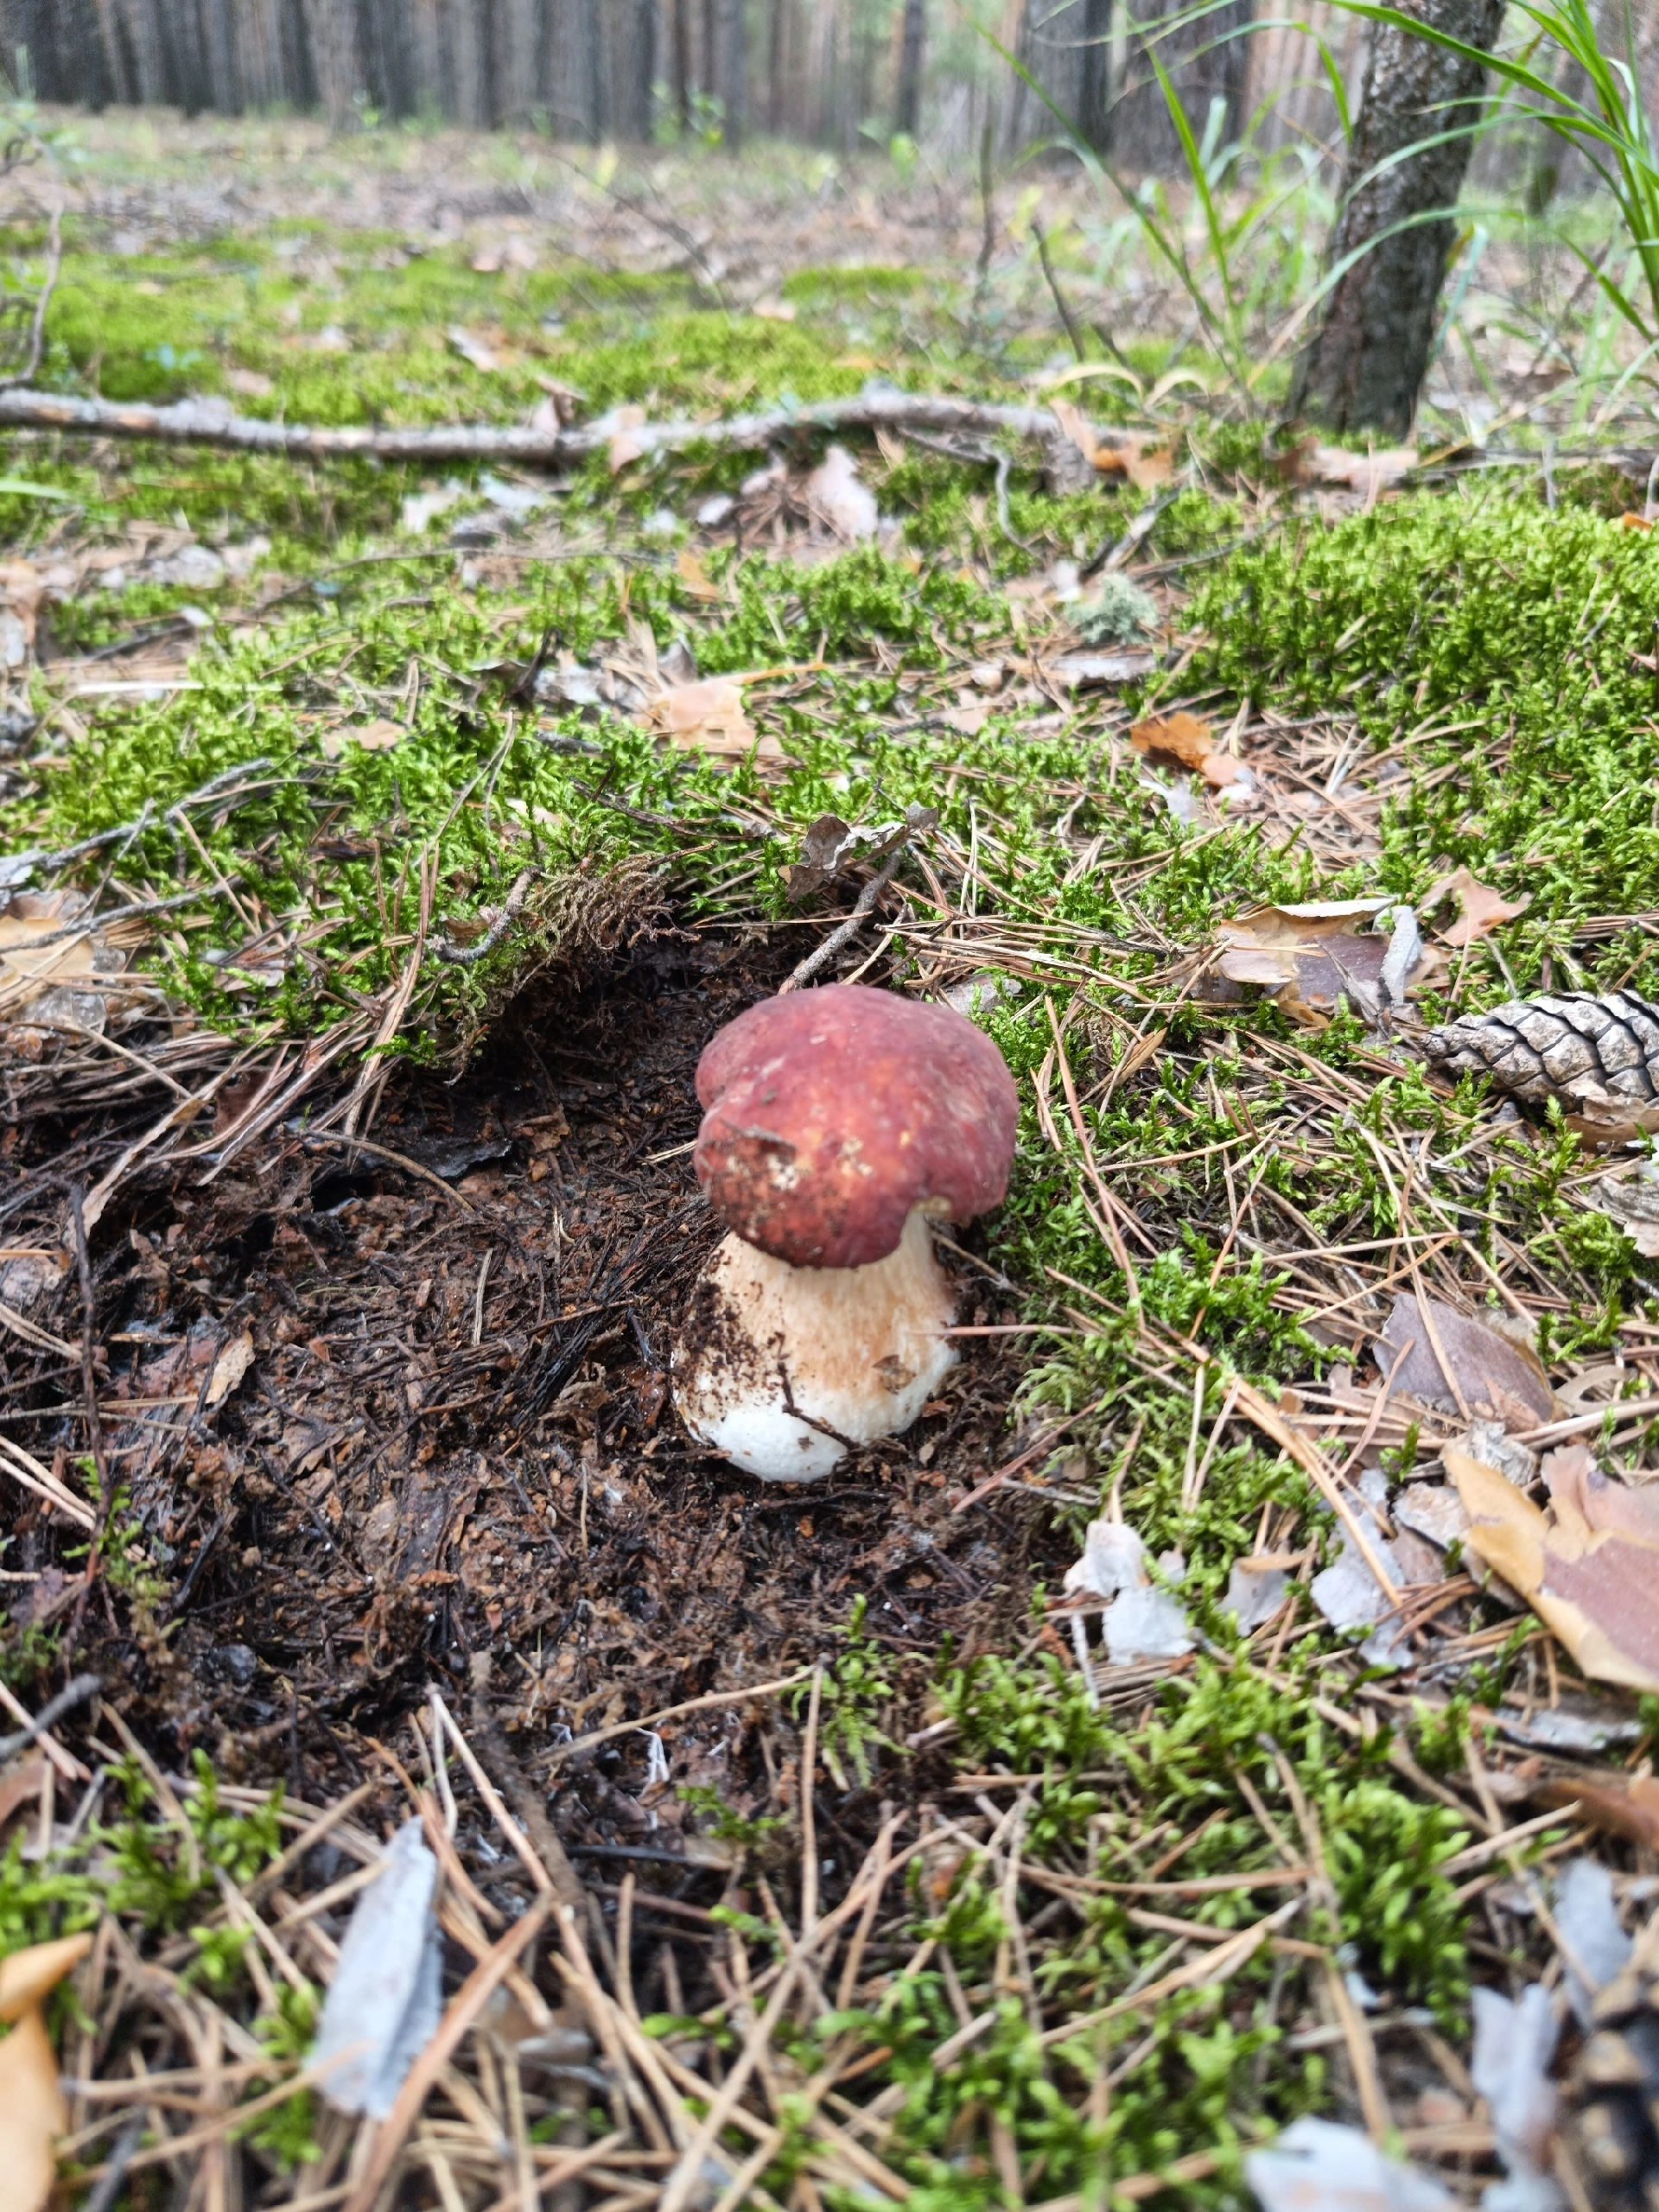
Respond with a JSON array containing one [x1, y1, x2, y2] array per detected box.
[[1290, 0, 1503, 437], [672, 0, 689, 128], [894, 0, 924, 133], [714, 0, 742, 145], [1078, 0, 1109, 149]]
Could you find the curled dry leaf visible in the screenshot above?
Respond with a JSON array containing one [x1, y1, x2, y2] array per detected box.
[[446, 325, 503, 374], [674, 546, 723, 601], [0, 1929, 93, 2212], [1129, 710, 1247, 789], [1275, 441, 1419, 497], [1423, 864, 1532, 947], [604, 404, 648, 473], [1448, 1445, 1659, 1693], [0, 891, 138, 1033], [1211, 899, 1430, 1026], [1375, 1292, 1555, 1433], [1061, 1518, 1192, 1675], [785, 806, 938, 903]]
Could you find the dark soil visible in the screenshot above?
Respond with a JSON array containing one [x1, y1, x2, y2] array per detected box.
[[3, 922, 1061, 1904]]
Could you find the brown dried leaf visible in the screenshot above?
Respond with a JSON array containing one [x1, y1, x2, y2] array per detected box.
[[0, 1758, 44, 1833], [206, 1327, 255, 1408], [674, 547, 723, 602], [1375, 1293, 1555, 1431], [607, 404, 648, 473], [1311, 443, 1419, 495], [752, 296, 797, 322], [0, 2005, 66, 2212], [1130, 710, 1214, 772], [1581, 1160, 1659, 1253], [652, 677, 780, 762], [319, 718, 403, 760], [1048, 397, 1098, 469], [1448, 1446, 1659, 1693], [1534, 1770, 1659, 1850], [1212, 898, 1397, 1025], [1125, 442, 1175, 492], [0, 1933, 92, 2024], [1424, 865, 1531, 947]]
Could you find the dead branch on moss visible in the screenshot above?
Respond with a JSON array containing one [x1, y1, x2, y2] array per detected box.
[[0, 384, 1129, 480]]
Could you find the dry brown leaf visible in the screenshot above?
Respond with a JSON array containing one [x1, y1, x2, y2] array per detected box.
[[804, 445, 878, 543], [0, 1933, 92, 2024], [752, 296, 797, 322], [1130, 709, 1213, 772], [1048, 397, 1098, 470], [0, 1758, 44, 1834], [1125, 442, 1175, 492], [606, 404, 648, 474], [1424, 865, 1531, 947], [1534, 1770, 1659, 1849], [652, 677, 780, 761], [1619, 512, 1654, 534], [1376, 1293, 1555, 1431], [206, 1327, 255, 1408], [0, 2005, 66, 2212], [674, 547, 723, 602], [1312, 443, 1419, 495], [1212, 898, 1402, 1025], [319, 718, 403, 760], [0, 891, 133, 1027], [1448, 1446, 1659, 1693]]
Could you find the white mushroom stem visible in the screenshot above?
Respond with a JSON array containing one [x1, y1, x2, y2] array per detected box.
[[673, 1208, 957, 1481]]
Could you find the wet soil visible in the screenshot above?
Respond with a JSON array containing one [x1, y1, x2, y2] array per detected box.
[[3, 922, 1065, 1893]]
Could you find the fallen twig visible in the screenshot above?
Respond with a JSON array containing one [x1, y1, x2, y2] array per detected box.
[[0, 384, 1133, 477]]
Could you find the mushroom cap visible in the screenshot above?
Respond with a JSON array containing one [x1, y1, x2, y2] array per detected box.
[[693, 983, 1018, 1268]]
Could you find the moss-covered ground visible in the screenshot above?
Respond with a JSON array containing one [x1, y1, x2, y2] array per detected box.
[[3, 122, 1657, 2209]]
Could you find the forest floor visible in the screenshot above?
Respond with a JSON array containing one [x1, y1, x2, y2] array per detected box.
[[3, 110, 1659, 2212]]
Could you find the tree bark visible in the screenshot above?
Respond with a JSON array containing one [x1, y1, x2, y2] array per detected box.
[[1078, 0, 1109, 149], [713, 0, 742, 146], [894, 0, 924, 134], [1290, 0, 1503, 437], [672, 0, 690, 129]]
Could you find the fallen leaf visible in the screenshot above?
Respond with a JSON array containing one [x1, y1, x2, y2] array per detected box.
[[1582, 1158, 1659, 1255], [1246, 2115, 1455, 2211], [319, 717, 403, 760], [0, 1758, 44, 1832], [1047, 397, 1098, 473], [1423, 864, 1531, 947], [785, 808, 936, 902], [1619, 512, 1652, 532], [226, 365, 274, 398], [1061, 1518, 1192, 1670], [312, 1818, 442, 2118], [1310, 443, 1420, 496], [653, 677, 776, 760], [0, 890, 134, 1027], [605, 404, 648, 473], [1211, 899, 1427, 1026], [1471, 1982, 1558, 2175], [1554, 1858, 1632, 2028], [1449, 1445, 1659, 1693], [0, 1929, 94, 2212], [804, 444, 878, 543], [1125, 441, 1175, 492], [206, 1327, 254, 1408], [0, 1933, 92, 2022], [448, 324, 501, 373], [1130, 709, 1214, 772], [1535, 1770, 1659, 1851], [1395, 1481, 1471, 1550], [1375, 1293, 1555, 1432], [675, 546, 723, 601], [1224, 1554, 1293, 1631], [1310, 1508, 1411, 1666], [752, 296, 797, 321]]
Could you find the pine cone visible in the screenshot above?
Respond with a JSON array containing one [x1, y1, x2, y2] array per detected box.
[[1566, 1913, 1659, 2209], [1421, 991, 1659, 1110]]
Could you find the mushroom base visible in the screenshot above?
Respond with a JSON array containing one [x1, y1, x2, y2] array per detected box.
[[673, 1211, 957, 1480]]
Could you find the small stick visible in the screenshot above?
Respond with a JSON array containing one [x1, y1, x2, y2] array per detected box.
[[1033, 218, 1087, 363], [779, 848, 907, 994], [800, 1666, 823, 1941], [69, 1186, 109, 1517]]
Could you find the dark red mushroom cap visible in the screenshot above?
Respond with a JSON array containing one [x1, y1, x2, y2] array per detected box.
[[693, 983, 1018, 1269]]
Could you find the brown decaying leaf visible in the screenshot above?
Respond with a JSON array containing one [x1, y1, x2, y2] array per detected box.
[[606, 404, 648, 473], [1448, 1445, 1659, 1693], [1129, 711, 1245, 789], [319, 718, 403, 760], [1375, 1292, 1555, 1432], [1534, 1770, 1659, 1851], [652, 677, 780, 761], [1212, 898, 1404, 1026], [0, 1757, 45, 1833], [0, 1929, 93, 2212], [1582, 1160, 1659, 1255], [1424, 865, 1532, 948]]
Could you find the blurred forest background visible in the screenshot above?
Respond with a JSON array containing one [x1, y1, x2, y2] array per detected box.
[[10, 0, 1656, 186]]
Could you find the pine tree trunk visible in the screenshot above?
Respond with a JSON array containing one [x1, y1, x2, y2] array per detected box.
[[1290, 0, 1503, 436], [1078, 0, 1109, 149], [671, 0, 689, 127], [894, 0, 924, 131], [714, 0, 742, 144]]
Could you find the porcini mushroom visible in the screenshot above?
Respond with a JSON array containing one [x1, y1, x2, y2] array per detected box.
[[673, 983, 1018, 1480]]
